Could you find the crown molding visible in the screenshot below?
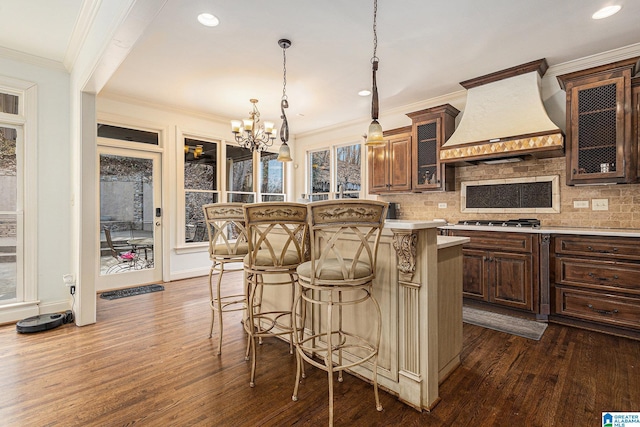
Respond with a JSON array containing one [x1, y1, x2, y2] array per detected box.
[[0, 46, 66, 71], [98, 91, 231, 125], [64, 0, 102, 72], [546, 42, 640, 78]]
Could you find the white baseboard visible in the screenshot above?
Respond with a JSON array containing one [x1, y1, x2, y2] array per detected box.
[[169, 267, 210, 282], [0, 299, 70, 325]]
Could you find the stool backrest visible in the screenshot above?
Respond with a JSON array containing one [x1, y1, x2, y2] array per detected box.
[[306, 200, 388, 284], [243, 202, 308, 269], [202, 203, 248, 259]]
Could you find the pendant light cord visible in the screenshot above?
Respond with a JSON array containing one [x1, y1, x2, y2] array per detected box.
[[371, 0, 379, 120], [280, 41, 290, 143], [372, 0, 378, 62]]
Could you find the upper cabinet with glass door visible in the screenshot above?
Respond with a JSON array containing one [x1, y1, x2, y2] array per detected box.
[[557, 57, 640, 185], [407, 104, 459, 192]]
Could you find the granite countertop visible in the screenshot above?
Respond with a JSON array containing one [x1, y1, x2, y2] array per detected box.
[[437, 235, 471, 249], [440, 224, 640, 238], [384, 219, 447, 230]]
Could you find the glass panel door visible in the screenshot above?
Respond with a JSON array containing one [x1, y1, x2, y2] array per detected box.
[[0, 125, 20, 304], [97, 147, 162, 291]]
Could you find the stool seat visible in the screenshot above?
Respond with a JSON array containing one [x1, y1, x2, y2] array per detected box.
[[243, 249, 302, 268], [213, 243, 248, 256], [297, 259, 372, 282]]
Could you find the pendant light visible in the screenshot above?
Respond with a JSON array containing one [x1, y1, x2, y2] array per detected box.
[[277, 39, 293, 162], [366, 0, 385, 146]]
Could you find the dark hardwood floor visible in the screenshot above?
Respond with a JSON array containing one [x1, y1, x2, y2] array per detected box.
[[0, 272, 638, 426]]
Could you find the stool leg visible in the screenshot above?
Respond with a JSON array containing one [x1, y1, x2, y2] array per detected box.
[[215, 262, 225, 355], [244, 271, 252, 362], [292, 292, 302, 402], [208, 265, 215, 339], [256, 275, 264, 345], [371, 287, 383, 412], [246, 272, 258, 387], [337, 289, 343, 383], [288, 272, 296, 355], [326, 299, 335, 427]]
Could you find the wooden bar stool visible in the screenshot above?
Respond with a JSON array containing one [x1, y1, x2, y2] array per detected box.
[[243, 202, 308, 387], [292, 199, 388, 426], [202, 203, 248, 355]]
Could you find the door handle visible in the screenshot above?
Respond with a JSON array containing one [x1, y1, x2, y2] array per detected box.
[[155, 221, 161, 226]]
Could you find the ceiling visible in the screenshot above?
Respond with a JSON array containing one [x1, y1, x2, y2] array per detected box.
[[3, 0, 640, 136]]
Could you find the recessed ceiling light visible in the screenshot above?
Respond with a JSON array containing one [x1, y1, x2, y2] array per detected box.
[[592, 5, 621, 19], [198, 13, 220, 27], [358, 90, 371, 97]]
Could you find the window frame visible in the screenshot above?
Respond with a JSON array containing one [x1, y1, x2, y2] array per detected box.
[[259, 151, 285, 202], [307, 147, 331, 201], [0, 77, 37, 308], [307, 141, 363, 201], [333, 142, 362, 199], [178, 131, 221, 247], [177, 129, 286, 249]]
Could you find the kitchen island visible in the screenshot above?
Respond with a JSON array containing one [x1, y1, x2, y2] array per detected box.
[[257, 220, 468, 411]]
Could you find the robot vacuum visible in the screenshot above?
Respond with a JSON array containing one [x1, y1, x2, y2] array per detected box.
[[16, 310, 74, 333]]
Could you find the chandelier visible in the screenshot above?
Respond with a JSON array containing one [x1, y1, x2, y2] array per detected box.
[[231, 99, 275, 152], [230, 38, 293, 161], [366, 0, 385, 146]]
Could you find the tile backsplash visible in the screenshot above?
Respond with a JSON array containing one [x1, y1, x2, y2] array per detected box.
[[382, 157, 640, 229]]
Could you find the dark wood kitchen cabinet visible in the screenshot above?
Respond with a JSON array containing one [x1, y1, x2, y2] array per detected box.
[[551, 234, 640, 338], [406, 104, 459, 191], [633, 76, 640, 182], [368, 126, 412, 194], [557, 57, 640, 185], [448, 230, 540, 314]]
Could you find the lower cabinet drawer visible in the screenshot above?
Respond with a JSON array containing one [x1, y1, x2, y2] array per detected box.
[[555, 287, 640, 330], [555, 258, 640, 295]]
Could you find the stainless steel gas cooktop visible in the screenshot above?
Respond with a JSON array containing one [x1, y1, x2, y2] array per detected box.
[[457, 218, 541, 228]]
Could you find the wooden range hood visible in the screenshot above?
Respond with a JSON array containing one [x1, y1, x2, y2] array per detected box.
[[440, 59, 564, 165]]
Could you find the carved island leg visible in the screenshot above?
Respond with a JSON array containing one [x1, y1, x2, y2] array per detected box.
[[391, 228, 441, 412], [392, 230, 423, 410]]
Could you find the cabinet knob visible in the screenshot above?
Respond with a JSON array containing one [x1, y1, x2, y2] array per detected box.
[[572, 168, 577, 175]]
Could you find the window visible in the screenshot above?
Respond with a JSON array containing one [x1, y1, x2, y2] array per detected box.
[[335, 143, 361, 199], [97, 124, 159, 145], [184, 138, 218, 243], [0, 125, 18, 303], [309, 149, 330, 201], [307, 144, 362, 201], [226, 144, 254, 203], [260, 151, 284, 202], [0, 93, 19, 115]]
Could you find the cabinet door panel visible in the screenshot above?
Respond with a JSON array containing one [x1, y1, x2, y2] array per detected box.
[[491, 251, 533, 311], [389, 136, 411, 191], [558, 57, 639, 185], [461, 248, 488, 300], [569, 77, 626, 181], [368, 144, 388, 193]]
